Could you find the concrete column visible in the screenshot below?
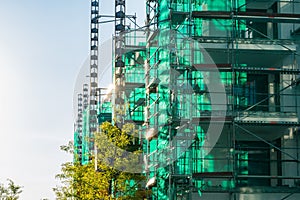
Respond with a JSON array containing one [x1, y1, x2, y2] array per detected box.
[[270, 148, 278, 186], [282, 133, 297, 187], [269, 74, 276, 112], [267, 9, 274, 39]]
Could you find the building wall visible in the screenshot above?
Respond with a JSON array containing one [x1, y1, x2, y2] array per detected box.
[[191, 193, 300, 200]]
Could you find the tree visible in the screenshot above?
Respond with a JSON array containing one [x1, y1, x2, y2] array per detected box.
[[54, 122, 149, 199], [0, 179, 22, 200], [54, 141, 110, 200], [54, 160, 110, 200], [95, 122, 148, 199]]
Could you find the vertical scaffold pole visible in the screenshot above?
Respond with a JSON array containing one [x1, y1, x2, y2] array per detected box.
[[114, 0, 126, 126], [89, 0, 100, 154]]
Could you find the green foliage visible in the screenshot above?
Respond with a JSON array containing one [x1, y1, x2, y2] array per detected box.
[[55, 122, 149, 199], [54, 161, 109, 200], [95, 122, 148, 199], [0, 179, 22, 200], [59, 141, 74, 154]]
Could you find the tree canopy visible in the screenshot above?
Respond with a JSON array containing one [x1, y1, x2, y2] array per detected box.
[[54, 122, 149, 199], [0, 179, 22, 200]]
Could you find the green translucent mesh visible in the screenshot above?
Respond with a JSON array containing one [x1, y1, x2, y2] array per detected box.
[[81, 108, 90, 165], [79, 0, 253, 198], [147, 0, 248, 198], [73, 130, 80, 163]]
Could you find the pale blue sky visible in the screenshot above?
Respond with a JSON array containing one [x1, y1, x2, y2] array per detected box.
[[0, 0, 144, 199]]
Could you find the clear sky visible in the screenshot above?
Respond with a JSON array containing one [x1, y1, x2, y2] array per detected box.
[[0, 0, 144, 199]]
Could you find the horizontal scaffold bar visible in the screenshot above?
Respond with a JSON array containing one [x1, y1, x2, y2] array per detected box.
[[192, 11, 300, 23]]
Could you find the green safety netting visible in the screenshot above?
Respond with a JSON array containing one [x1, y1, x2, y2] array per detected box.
[[76, 0, 267, 198], [73, 130, 81, 163], [146, 0, 249, 199], [81, 108, 91, 165]]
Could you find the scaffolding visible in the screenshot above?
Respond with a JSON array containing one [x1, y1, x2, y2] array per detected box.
[[74, 83, 90, 164], [142, 0, 300, 199], [74, 0, 101, 165], [113, 0, 146, 128], [81, 84, 90, 165], [75, 0, 145, 165], [74, 93, 83, 163], [73, 0, 300, 199]]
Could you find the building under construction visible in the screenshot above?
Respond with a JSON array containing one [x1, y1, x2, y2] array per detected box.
[[74, 0, 300, 199]]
